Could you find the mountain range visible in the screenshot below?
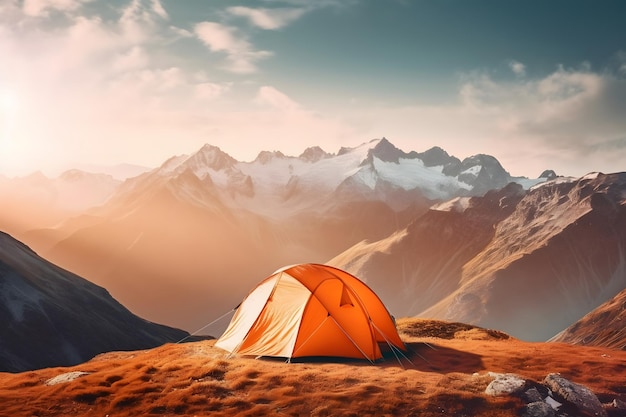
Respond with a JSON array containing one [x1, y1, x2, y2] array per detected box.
[[2, 137, 624, 351], [0, 170, 120, 238], [8, 138, 551, 334], [331, 172, 626, 343]]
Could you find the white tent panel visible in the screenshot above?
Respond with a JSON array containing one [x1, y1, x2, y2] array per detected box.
[[235, 272, 311, 357], [215, 275, 279, 353]]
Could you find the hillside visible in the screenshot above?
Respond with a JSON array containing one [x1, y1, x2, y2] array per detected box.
[[550, 287, 626, 350], [0, 319, 624, 417], [0, 231, 188, 372]]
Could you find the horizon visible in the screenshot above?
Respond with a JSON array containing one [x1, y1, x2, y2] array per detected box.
[[1, 0, 625, 178], [0, 137, 610, 181]]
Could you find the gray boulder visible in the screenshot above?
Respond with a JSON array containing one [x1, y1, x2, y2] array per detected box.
[[485, 372, 526, 396], [523, 387, 544, 403], [543, 373, 607, 417], [523, 401, 556, 417]]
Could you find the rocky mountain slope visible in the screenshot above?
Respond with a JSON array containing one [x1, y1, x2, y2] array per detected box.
[[0, 231, 188, 372], [17, 138, 548, 333], [331, 172, 626, 342], [0, 318, 624, 417], [550, 287, 626, 350]]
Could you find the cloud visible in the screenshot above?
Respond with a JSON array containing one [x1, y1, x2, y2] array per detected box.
[[509, 60, 526, 77], [194, 22, 272, 73], [256, 86, 300, 112], [467, 65, 626, 144], [150, 0, 168, 20], [615, 51, 626, 74], [0, 1, 21, 21], [195, 82, 231, 101], [112, 46, 149, 72], [22, 0, 92, 17], [226, 6, 307, 30], [328, 61, 626, 178], [169, 26, 193, 39], [0, 0, 252, 175], [119, 0, 167, 44]]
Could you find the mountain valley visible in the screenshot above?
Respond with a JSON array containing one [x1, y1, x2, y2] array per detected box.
[[1, 138, 624, 348]]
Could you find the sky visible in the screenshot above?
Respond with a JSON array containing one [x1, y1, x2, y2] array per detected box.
[[0, 0, 625, 178]]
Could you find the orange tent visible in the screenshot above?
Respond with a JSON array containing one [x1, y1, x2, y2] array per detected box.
[[215, 264, 405, 361]]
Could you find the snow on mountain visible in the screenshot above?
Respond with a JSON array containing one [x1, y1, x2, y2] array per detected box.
[[299, 146, 331, 162], [431, 196, 473, 213], [140, 137, 548, 216], [529, 175, 578, 191], [371, 158, 471, 198]]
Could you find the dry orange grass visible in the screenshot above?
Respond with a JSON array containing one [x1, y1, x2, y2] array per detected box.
[[1, 319, 625, 417]]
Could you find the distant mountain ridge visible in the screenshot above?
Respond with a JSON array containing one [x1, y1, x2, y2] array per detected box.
[[149, 138, 547, 212], [0, 169, 121, 239], [0, 231, 188, 372]]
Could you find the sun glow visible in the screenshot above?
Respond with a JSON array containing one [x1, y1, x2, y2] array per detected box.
[[1, 90, 21, 175], [1, 91, 18, 113]]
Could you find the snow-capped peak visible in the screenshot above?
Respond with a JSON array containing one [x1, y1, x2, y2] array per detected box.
[[255, 150, 287, 165], [363, 137, 406, 164], [154, 144, 237, 179], [187, 144, 237, 171], [299, 146, 331, 163]]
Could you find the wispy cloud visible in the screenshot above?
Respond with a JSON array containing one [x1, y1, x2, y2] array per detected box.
[[256, 86, 300, 112], [22, 0, 92, 17], [509, 60, 526, 77], [194, 22, 272, 73], [212, 1, 351, 71], [150, 0, 168, 20], [195, 82, 232, 101], [616, 51, 626, 75], [363, 63, 626, 176], [226, 6, 307, 30]]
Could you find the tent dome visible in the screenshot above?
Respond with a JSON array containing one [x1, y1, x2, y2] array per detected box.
[[215, 264, 405, 361]]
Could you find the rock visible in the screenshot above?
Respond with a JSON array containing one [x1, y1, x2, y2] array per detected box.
[[523, 401, 556, 417], [543, 373, 607, 417], [45, 371, 90, 386], [485, 372, 526, 396], [524, 387, 544, 403], [544, 396, 562, 411]]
